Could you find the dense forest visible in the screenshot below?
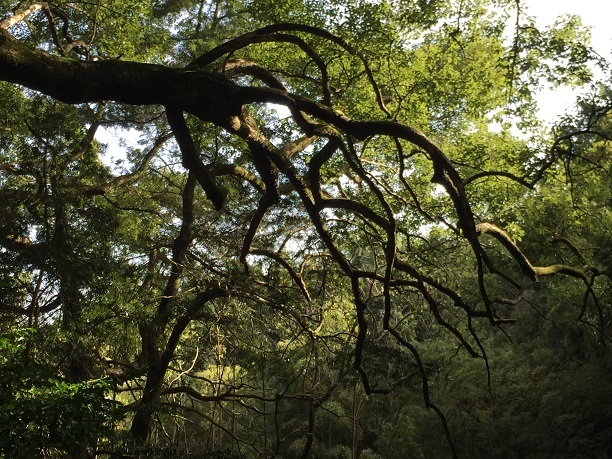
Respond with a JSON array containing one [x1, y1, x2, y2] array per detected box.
[[0, 0, 611, 457]]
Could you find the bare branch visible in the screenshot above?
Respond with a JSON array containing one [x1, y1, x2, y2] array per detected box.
[[84, 133, 172, 195], [162, 384, 236, 402], [249, 247, 312, 302]]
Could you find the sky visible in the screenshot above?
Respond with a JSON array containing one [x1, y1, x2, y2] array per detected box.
[[525, 0, 610, 59], [524, 0, 611, 123]]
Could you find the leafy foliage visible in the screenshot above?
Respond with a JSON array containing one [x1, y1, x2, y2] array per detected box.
[[0, 329, 120, 458], [0, 0, 610, 458]]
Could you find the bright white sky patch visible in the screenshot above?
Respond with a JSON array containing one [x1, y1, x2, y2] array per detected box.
[[525, 0, 611, 124], [96, 125, 142, 170], [525, 0, 610, 60]]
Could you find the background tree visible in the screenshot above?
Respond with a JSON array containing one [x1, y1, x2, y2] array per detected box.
[[0, 0, 610, 457]]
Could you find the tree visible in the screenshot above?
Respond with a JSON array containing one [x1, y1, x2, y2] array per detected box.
[[0, 329, 120, 458], [0, 0, 610, 457]]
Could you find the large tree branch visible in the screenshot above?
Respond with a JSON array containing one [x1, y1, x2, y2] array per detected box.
[[191, 32, 332, 106], [210, 163, 265, 192], [476, 222, 537, 281], [0, 28, 246, 120], [0, 23, 479, 241], [192, 23, 391, 116], [0, 3, 46, 29], [166, 107, 226, 209]]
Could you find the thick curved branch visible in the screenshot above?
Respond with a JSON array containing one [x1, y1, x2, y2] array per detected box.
[[0, 27, 249, 120], [255, 23, 392, 116], [308, 138, 339, 199], [476, 222, 604, 339], [189, 31, 332, 105], [156, 173, 196, 321], [210, 163, 265, 192], [166, 107, 226, 210], [0, 3, 46, 29], [351, 277, 374, 394], [464, 170, 535, 188], [321, 198, 388, 228], [476, 222, 537, 281], [240, 189, 278, 269], [65, 103, 106, 165], [476, 222, 598, 282], [222, 58, 288, 91], [532, 264, 585, 278], [225, 110, 353, 276], [131, 284, 229, 440], [396, 140, 436, 222], [221, 58, 314, 133], [238, 132, 280, 268], [189, 23, 391, 115], [264, 142, 354, 276]]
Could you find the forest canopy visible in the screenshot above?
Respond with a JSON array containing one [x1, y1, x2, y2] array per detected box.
[[0, 0, 611, 458]]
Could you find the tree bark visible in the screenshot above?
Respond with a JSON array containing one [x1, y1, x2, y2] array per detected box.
[[0, 28, 250, 122]]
